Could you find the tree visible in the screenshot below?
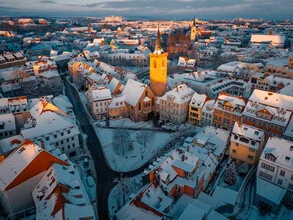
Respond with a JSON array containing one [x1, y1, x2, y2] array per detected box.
[[113, 129, 131, 156], [224, 161, 237, 186]]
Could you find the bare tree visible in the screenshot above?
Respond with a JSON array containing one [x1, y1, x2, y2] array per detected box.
[[113, 129, 131, 156]]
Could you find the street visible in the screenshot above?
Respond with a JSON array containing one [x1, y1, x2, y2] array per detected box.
[[64, 79, 150, 220]]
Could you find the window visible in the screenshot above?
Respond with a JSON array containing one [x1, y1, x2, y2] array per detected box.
[[61, 141, 64, 144], [232, 149, 236, 154], [235, 143, 239, 146], [280, 170, 285, 177], [62, 147, 65, 151], [248, 155, 254, 161], [69, 151, 77, 158], [265, 154, 276, 162], [277, 179, 283, 185], [249, 148, 255, 153], [68, 145, 70, 150], [259, 171, 273, 181], [72, 143, 75, 148], [71, 137, 74, 141], [54, 134, 57, 138], [261, 162, 275, 172], [289, 184, 293, 191], [46, 136, 50, 141], [61, 132, 64, 136], [67, 130, 71, 134]]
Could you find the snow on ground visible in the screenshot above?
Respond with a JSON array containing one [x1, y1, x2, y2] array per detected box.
[[108, 173, 145, 219], [95, 118, 155, 129], [96, 126, 174, 172], [246, 205, 293, 220], [77, 157, 97, 203]]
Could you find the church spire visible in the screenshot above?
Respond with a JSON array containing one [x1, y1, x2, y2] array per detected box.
[[192, 17, 196, 27], [154, 25, 163, 54]]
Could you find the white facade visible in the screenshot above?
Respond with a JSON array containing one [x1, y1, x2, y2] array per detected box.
[[256, 137, 293, 209], [86, 86, 112, 120], [201, 99, 215, 126], [156, 84, 194, 124]]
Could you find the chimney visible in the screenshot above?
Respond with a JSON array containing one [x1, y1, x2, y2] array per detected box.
[[40, 141, 45, 149]]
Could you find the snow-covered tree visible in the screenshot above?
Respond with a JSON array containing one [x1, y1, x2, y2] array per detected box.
[[224, 161, 237, 186]]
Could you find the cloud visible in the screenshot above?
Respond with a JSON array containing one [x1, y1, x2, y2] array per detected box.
[[0, 6, 16, 10], [63, 3, 103, 8], [40, 0, 56, 3]]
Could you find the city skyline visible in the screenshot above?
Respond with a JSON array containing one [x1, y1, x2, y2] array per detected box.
[[0, 0, 293, 20]]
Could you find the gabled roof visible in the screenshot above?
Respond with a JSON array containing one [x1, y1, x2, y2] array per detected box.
[[122, 79, 148, 106], [0, 140, 67, 191]]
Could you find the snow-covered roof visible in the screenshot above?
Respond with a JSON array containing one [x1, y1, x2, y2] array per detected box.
[[21, 99, 78, 140], [0, 140, 43, 191], [261, 137, 293, 171], [214, 93, 246, 115], [87, 86, 112, 102], [201, 99, 215, 114], [189, 92, 207, 108], [248, 89, 293, 110], [250, 34, 285, 45], [217, 61, 246, 73], [39, 69, 60, 78], [159, 84, 194, 105], [256, 177, 286, 205], [231, 122, 264, 150], [192, 126, 229, 158], [122, 79, 148, 106], [0, 113, 16, 132], [33, 163, 94, 220], [108, 95, 126, 109]]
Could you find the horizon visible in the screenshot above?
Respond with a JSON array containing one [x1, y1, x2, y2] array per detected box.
[[0, 0, 292, 20]]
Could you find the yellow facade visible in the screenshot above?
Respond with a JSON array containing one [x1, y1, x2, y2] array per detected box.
[[149, 53, 168, 97], [189, 106, 201, 125], [229, 138, 264, 165]]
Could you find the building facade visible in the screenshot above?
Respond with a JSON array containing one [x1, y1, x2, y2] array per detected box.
[[189, 92, 207, 126], [157, 84, 194, 124], [230, 122, 265, 165], [213, 92, 247, 130], [255, 137, 293, 213]]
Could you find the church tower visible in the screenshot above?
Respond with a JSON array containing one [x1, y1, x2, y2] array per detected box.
[[88, 24, 92, 33], [190, 18, 197, 41], [149, 27, 168, 97]]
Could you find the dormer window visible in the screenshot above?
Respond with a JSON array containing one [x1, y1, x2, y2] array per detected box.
[[265, 154, 276, 162]]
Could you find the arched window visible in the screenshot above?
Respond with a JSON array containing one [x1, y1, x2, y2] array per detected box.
[[153, 60, 157, 68]]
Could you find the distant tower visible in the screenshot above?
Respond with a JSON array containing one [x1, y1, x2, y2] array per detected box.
[[88, 24, 92, 33], [149, 26, 168, 97], [190, 18, 197, 41], [117, 27, 122, 35]]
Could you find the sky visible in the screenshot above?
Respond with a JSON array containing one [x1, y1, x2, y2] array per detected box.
[[0, 0, 292, 20]]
